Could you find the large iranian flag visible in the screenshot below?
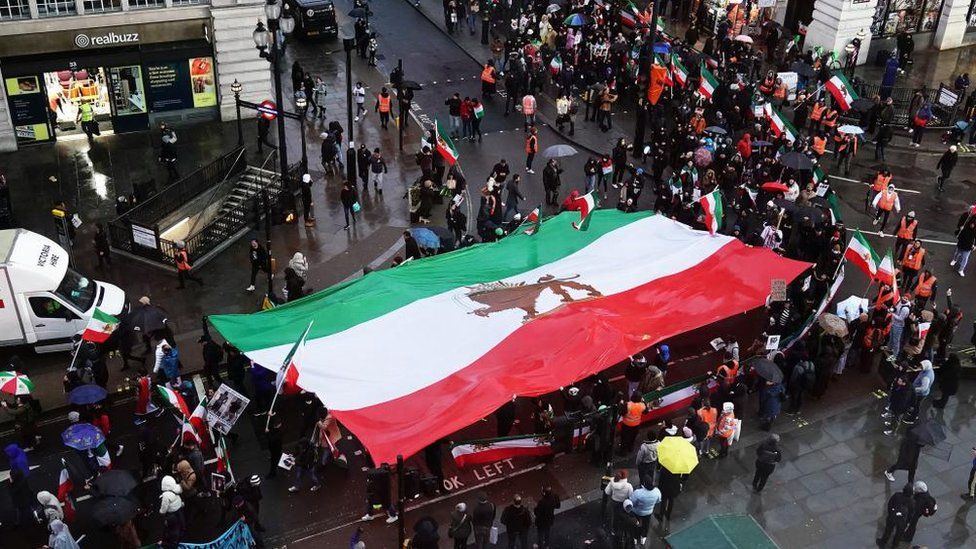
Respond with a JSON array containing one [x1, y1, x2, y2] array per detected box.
[[210, 211, 808, 464], [826, 72, 858, 111], [845, 230, 879, 278]]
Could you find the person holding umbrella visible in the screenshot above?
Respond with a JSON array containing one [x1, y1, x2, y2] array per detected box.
[[758, 380, 784, 431]]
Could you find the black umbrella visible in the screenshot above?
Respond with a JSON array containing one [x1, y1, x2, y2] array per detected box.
[[705, 126, 727, 135], [348, 7, 370, 19], [779, 151, 814, 171], [773, 198, 825, 225], [910, 419, 947, 447], [93, 470, 138, 497], [400, 80, 423, 91], [790, 61, 816, 79], [749, 358, 783, 384], [851, 97, 875, 113], [91, 496, 140, 527], [122, 304, 168, 334]]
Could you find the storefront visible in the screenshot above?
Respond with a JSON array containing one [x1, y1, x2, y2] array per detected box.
[[871, 0, 946, 39], [698, 0, 782, 37], [0, 19, 217, 146]]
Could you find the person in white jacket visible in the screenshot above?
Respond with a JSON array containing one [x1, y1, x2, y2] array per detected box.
[[159, 475, 184, 515], [603, 469, 634, 535]]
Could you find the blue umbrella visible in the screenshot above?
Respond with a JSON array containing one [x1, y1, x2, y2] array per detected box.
[[752, 140, 774, 147], [653, 43, 671, 55], [62, 422, 105, 450], [68, 384, 108, 405], [411, 228, 441, 249], [564, 13, 586, 27]]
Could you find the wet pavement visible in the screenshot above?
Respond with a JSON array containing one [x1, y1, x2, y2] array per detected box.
[[4, 1, 976, 547]]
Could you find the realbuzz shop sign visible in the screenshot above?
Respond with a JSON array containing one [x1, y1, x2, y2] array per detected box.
[[73, 31, 140, 49]]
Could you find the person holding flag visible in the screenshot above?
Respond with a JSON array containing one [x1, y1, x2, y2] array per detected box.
[[265, 321, 314, 430]]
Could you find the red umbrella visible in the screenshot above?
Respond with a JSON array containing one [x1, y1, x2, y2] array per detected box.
[[761, 181, 789, 193]]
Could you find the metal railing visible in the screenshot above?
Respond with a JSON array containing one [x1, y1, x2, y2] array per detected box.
[[108, 146, 247, 266], [839, 80, 962, 128], [126, 146, 248, 225]]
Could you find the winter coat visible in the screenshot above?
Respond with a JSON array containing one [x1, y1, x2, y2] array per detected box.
[[448, 510, 472, 540], [176, 459, 197, 498], [636, 440, 658, 465], [533, 492, 561, 527], [759, 383, 785, 418], [411, 516, 440, 549], [37, 490, 64, 521], [628, 487, 660, 516], [48, 520, 80, 549], [939, 355, 961, 396], [161, 348, 180, 381], [604, 479, 633, 502], [472, 500, 496, 528], [658, 469, 685, 498], [4, 443, 29, 477], [755, 440, 782, 465], [159, 475, 184, 514], [288, 252, 309, 280], [500, 503, 532, 533]]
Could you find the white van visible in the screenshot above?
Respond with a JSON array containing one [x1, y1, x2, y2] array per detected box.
[[0, 229, 126, 353]]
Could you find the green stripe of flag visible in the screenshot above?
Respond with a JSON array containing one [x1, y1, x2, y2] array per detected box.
[[211, 211, 654, 351], [92, 308, 119, 325]]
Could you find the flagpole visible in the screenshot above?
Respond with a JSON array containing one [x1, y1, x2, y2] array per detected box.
[[265, 320, 315, 431]]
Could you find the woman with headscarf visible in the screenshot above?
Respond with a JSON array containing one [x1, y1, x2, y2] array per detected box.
[[47, 519, 80, 549], [288, 252, 309, 281], [4, 443, 29, 478], [37, 490, 64, 522]]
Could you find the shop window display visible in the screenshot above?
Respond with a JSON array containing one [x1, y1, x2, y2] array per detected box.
[[44, 68, 111, 135], [872, 0, 945, 37]]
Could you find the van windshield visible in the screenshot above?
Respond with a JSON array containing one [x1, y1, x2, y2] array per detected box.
[[55, 268, 96, 312]]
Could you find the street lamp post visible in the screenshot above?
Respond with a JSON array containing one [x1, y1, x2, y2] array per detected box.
[[295, 95, 308, 172], [253, 0, 295, 184], [343, 35, 358, 189], [633, 4, 660, 157], [231, 79, 243, 147]]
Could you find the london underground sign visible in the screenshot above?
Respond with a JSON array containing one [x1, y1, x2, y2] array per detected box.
[[258, 100, 278, 121]]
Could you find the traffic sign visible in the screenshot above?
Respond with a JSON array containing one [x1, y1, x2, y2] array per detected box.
[[258, 100, 277, 120]]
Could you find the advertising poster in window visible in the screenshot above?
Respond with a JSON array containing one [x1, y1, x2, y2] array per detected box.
[[146, 61, 192, 112], [109, 65, 147, 116], [189, 57, 216, 108], [5, 76, 50, 143]]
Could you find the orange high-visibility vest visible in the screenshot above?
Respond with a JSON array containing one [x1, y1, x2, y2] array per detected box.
[[698, 407, 717, 437], [810, 104, 825, 121], [875, 288, 897, 309], [914, 273, 936, 297], [622, 401, 644, 427], [878, 190, 896, 211], [901, 247, 925, 270], [481, 65, 496, 84], [716, 361, 739, 385], [377, 94, 391, 112], [873, 173, 892, 192], [812, 136, 826, 155], [175, 250, 191, 271], [822, 109, 838, 127], [896, 218, 918, 240]]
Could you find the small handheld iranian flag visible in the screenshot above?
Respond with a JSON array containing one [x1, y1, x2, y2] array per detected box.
[[699, 190, 723, 235], [656, 16, 665, 32], [698, 63, 718, 100], [522, 205, 542, 235], [92, 442, 112, 470], [57, 460, 76, 522], [181, 417, 202, 445], [189, 398, 212, 448], [827, 192, 843, 225], [435, 120, 460, 166], [156, 385, 191, 417], [813, 166, 827, 186], [876, 250, 896, 286], [549, 55, 562, 74], [763, 103, 799, 144], [81, 308, 119, 343], [671, 54, 688, 87], [572, 192, 597, 230], [620, 2, 638, 27], [276, 321, 314, 396], [845, 230, 879, 278], [473, 103, 485, 119], [826, 72, 859, 111]]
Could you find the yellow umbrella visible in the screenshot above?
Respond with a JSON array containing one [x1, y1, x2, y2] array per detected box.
[[657, 436, 699, 474]]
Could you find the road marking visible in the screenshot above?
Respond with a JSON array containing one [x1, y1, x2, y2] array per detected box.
[[831, 175, 923, 195], [76, 494, 92, 502], [853, 228, 956, 246]]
